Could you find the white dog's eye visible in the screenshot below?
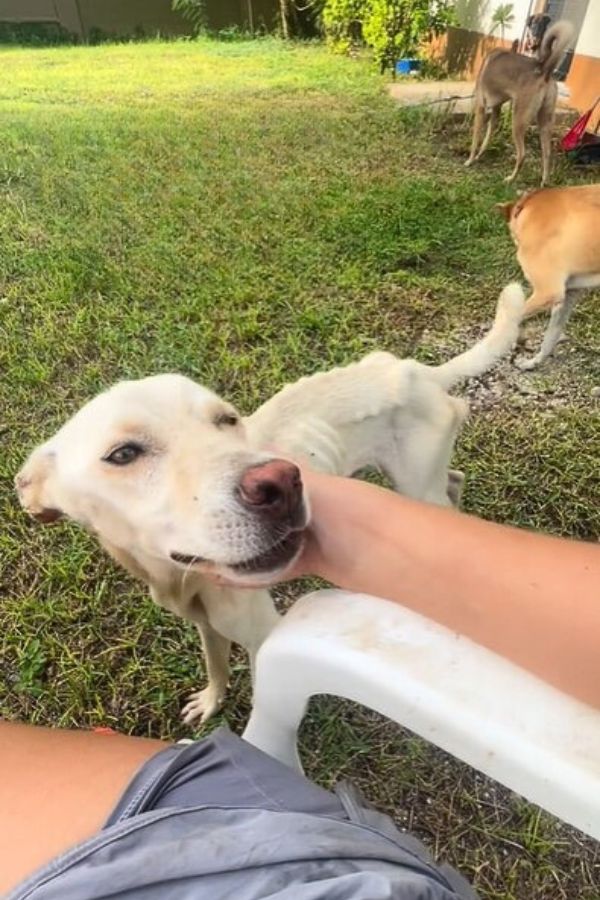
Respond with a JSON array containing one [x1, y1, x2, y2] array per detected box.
[[214, 412, 238, 428], [103, 443, 144, 466]]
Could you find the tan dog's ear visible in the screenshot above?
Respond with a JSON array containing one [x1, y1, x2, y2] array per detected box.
[[495, 201, 514, 221], [15, 447, 63, 524]]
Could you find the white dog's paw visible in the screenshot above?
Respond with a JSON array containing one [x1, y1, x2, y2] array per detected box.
[[516, 355, 540, 371], [181, 685, 225, 725], [464, 158, 474, 168], [504, 173, 516, 184]]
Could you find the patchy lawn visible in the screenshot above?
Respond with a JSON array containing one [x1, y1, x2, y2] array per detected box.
[[0, 37, 598, 899]]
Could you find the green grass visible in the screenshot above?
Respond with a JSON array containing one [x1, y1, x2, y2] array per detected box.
[[1, 37, 599, 899]]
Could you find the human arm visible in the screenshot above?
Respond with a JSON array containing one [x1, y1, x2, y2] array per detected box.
[[288, 470, 600, 710]]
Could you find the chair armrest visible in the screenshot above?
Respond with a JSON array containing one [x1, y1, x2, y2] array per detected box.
[[244, 589, 600, 839]]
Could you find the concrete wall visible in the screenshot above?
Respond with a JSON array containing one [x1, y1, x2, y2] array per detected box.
[[576, 0, 599, 57], [454, 0, 532, 42], [0, 0, 59, 22], [203, 0, 278, 31], [77, 0, 189, 39], [0, 0, 278, 37]]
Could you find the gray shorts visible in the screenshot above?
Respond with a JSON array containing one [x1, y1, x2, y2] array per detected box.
[[11, 727, 478, 900], [105, 724, 346, 825]]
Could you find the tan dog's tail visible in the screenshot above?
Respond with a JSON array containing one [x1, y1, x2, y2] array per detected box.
[[537, 20, 574, 80], [431, 283, 525, 389]]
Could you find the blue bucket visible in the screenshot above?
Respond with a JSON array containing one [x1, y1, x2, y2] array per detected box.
[[395, 58, 421, 75]]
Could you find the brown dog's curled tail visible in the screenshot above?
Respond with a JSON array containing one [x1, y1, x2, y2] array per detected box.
[[537, 20, 574, 79]]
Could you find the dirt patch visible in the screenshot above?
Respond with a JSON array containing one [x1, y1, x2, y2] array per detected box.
[[421, 318, 600, 415]]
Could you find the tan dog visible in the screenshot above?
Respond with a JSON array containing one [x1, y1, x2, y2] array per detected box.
[[498, 184, 600, 369], [16, 285, 524, 723], [465, 20, 574, 185]]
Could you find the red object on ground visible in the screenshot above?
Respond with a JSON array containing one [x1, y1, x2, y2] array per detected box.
[[92, 727, 118, 735], [561, 98, 600, 151]]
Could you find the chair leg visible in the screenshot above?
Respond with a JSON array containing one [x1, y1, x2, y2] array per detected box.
[[243, 696, 307, 771]]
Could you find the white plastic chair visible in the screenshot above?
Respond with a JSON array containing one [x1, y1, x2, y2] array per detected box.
[[243, 589, 600, 840]]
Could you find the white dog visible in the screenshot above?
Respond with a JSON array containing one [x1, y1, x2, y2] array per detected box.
[[16, 284, 524, 723]]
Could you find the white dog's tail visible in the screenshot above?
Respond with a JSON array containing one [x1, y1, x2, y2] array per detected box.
[[537, 20, 574, 79], [430, 283, 525, 390]]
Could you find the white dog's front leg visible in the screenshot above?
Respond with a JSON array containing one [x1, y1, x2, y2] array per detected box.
[[199, 584, 280, 709], [180, 620, 231, 725]]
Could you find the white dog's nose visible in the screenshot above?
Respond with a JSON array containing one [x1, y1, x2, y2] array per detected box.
[[239, 460, 303, 522]]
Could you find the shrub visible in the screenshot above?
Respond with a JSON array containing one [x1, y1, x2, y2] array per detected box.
[[322, 0, 366, 53], [0, 21, 75, 45], [322, 0, 455, 74]]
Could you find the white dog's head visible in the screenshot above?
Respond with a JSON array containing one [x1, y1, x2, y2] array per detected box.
[[16, 374, 308, 585]]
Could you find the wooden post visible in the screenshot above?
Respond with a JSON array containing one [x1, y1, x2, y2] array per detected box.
[[279, 0, 290, 38]]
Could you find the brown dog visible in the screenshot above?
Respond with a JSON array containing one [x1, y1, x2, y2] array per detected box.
[[466, 20, 574, 185], [498, 184, 600, 369]]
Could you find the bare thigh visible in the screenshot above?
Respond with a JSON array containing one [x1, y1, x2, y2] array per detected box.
[[0, 721, 166, 894]]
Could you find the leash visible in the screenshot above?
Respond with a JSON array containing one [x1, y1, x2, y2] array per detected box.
[[400, 93, 475, 109]]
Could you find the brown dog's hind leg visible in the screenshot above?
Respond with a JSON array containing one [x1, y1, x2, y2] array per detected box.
[[516, 274, 570, 369], [538, 87, 556, 186], [475, 106, 500, 160], [518, 290, 576, 370], [505, 99, 528, 183], [522, 278, 566, 319], [465, 102, 486, 167]]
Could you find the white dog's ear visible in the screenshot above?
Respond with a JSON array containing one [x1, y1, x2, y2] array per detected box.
[[15, 446, 63, 524]]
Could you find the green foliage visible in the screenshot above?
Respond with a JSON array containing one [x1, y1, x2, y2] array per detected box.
[[172, 0, 206, 35], [0, 21, 75, 45], [322, 0, 366, 53], [322, 0, 455, 73], [364, 0, 455, 73], [212, 24, 255, 41]]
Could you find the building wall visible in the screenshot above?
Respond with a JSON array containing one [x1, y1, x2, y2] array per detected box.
[[564, 52, 600, 123], [576, 0, 599, 56]]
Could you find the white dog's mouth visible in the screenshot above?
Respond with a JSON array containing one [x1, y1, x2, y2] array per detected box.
[[232, 529, 304, 574], [170, 551, 208, 567], [170, 528, 304, 576]]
